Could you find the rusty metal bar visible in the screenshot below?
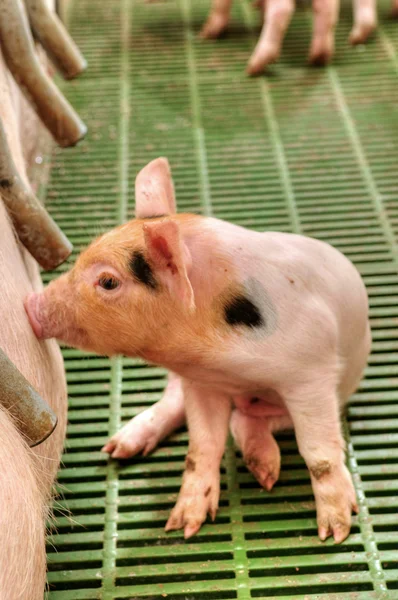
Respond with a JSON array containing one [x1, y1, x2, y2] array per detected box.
[[24, 0, 87, 79], [0, 0, 87, 147], [0, 347, 57, 447], [0, 119, 73, 270]]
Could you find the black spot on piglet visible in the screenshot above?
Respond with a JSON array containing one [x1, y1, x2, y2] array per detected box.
[[224, 295, 263, 328], [130, 251, 157, 290]]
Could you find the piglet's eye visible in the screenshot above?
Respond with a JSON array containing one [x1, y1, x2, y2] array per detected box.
[[97, 273, 121, 291]]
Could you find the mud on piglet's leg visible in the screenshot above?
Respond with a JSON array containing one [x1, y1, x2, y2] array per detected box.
[[165, 380, 231, 539]]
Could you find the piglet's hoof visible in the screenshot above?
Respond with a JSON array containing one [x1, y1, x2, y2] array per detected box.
[[165, 474, 220, 539], [308, 37, 334, 66], [246, 46, 279, 76], [101, 410, 162, 459], [199, 16, 228, 39], [318, 501, 359, 545], [315, 466, 359, 544], [245, 453, 280, 492], [349, 20, 377, 45]]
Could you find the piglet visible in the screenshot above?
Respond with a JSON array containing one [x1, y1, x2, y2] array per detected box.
[[25, 157, 371, 543], [201, 0, 381, 74]]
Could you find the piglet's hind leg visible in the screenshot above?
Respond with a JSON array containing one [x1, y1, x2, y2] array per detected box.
[[102, 372, 185, 459], [165, 381, 231, 539], [230, 410, 281, 491]]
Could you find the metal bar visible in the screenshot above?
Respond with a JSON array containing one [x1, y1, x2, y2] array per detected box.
[[240, 0, 302, 235], [0, 347, 57, 447], [328, 67, 398, 265], [102, 1, 131, 596], [0, 119, 73, 269], [0, 0, 87, 147], [24, 0, 87, 79], [180, 0, 213, 218]]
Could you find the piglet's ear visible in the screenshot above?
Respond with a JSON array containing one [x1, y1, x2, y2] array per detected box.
[[143, 219, 195, 312], [135, 157, 176, 219]]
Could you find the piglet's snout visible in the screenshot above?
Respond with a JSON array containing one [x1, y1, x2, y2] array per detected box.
[[24, 290, 65, 341], [24, 293, 45, 339], [25, 278, 89, 349]]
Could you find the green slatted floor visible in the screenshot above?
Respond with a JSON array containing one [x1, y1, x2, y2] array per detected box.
[[43, 0, 398, 598]]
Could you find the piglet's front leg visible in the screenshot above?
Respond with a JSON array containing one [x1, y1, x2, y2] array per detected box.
[[165, 381, 231, 539], [102, 372, 185, 459], [285, 374, 358, 544]]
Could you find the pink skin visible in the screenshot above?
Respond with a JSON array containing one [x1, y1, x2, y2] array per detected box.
[[24, 293, 43, 339], [24, 275, 75, 343], [200, 0, 233, 39], [1, 51, 68, 598], [24, 283, 85, 348], [25, 157, 371, 543], [230, 410, 283, 492], [101, 372, 185, 459], [350, 0, 377, 45], [202, 0, 379, 74], [309, 0, 340, 66], [247, 0, 295, 75], [102, 374, 290, 507]]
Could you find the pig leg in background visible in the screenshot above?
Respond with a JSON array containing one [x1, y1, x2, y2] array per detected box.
[[166, 381, 231, 538], [102, 371, 185, 459], [350, 0, 377, 44], [246, 0, 294, 75], [285, 376, 358, 544], [0, 407, 46, 600], [309, 0, 340, 65], [230, 410, 284, 491], [393, 0, 398, 17], [200, 0, 233, 39]]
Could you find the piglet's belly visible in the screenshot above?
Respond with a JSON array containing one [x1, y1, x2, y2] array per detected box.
[[233, 389, 288, 418]]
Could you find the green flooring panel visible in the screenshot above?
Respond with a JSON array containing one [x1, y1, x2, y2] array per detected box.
[[44, 0, 398, 598]]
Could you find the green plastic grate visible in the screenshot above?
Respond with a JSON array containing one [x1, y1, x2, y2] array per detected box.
[[43, 0, 398, 598]]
